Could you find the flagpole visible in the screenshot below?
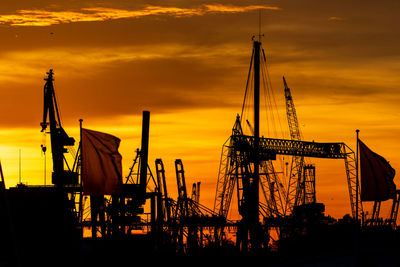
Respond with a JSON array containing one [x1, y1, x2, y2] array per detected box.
[[79, 119, 83, 234], [355, 129, 360, 264], [356, 129, 360, 222], [79, 119, 83, 187]]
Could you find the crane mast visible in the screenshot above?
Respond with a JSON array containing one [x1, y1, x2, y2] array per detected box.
[[283, 76, 307, 213], [40, 69, 77, 186], [284, 77, 302, 141]]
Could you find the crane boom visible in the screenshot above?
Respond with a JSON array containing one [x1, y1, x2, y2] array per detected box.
[[283, 76, 302, 141], [283, 76, 306, 213]]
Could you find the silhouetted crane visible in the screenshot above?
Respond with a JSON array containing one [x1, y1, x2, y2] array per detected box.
[[283, 76, 316, 213], [40, 69, 78, 186]]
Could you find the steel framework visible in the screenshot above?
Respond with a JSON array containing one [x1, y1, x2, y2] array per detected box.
[[283, 76, 305, 213], [214, 128, 362, 222]]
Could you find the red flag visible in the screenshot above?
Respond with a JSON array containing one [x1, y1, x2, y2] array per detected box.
[[81, 128, 122, 195], [359, 139, 396, 201]]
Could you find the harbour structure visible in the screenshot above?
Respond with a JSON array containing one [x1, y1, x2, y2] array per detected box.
[[213, 36, 400, 257], [0, 37, 399, 266]]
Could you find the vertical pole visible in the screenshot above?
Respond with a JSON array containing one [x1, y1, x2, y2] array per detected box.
[[151, 193, 156, 235], [79, 119, 83, 235], [303, 167, 306, 205], [79, 119, 83, 179], [356, 129, 360, 222], [254, 41, 260, 158], [44, 149, 46, 186], [140, 111, 150, 197], [19, 149, 21, 184], [313, 166, 316, 204], [258, 10, 261, 42], [0, 161, 2, 187], [252, 40, 261, 248], [355, 129, 360, 263]]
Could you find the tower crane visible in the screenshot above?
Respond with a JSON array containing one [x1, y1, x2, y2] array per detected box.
[[283, 76, 314, 213]]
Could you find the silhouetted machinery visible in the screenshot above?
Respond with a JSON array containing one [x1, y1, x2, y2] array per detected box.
[[283, 76, 317, 209], [33, 70, 229, 253], [0, 43, 399, 267], [212, 37, 400, 256], [0, 70, 83, 266], [41, 69, 78, 187], [26, 50, 400, 261], [213, 39, 365, 252], [2, 44, 400, 267], [85, 111, 154, 239], [171, 159, 224, 252], [76, 108, 225, 252]]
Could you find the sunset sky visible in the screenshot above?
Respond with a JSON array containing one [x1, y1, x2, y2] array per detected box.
[[0, 0, 399, 220]]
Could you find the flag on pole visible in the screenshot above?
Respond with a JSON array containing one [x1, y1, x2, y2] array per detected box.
[[81, 128, 122, 195], [359, 139, 396, 201]]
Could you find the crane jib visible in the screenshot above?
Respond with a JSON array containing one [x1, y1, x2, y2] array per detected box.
[[230, 135, 347, 160]]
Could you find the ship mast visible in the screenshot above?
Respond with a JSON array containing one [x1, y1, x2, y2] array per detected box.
[[248, 10, 264, 247], [249, 14, 264, 240], [248, 39, 261, 248]]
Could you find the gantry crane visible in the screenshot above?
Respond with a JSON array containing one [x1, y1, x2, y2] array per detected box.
[[366, 190, 400, 227], [213, 38, 364, 252], [389, 191, 400, 227], [214, 130, 363, 242], [169, 159, 225, 252], [155, 158, 172, 224]]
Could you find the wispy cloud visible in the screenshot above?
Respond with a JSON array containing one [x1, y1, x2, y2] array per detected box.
[[203, 4, 280, 13], [0, 43, 247, 83], [328, 16, 345, 21], [0, 4, 280, 27]]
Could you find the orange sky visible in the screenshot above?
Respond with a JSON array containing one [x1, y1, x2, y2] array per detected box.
[[0, 0, 399, 221]]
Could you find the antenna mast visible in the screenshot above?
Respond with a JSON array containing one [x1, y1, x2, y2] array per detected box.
[[258, 9, 262, 41]]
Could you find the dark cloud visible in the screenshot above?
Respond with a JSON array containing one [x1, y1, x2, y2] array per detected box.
[[61, 56, 244, 119], [0, 0, 399, 128], [0, 54, 245, 127]]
